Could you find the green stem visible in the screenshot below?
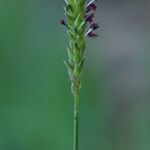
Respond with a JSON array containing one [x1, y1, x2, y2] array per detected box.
[[73, 92, 79, 150]]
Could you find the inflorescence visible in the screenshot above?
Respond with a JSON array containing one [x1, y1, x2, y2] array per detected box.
[[61, 0, 99, 95], [60, 1, 99, 150]]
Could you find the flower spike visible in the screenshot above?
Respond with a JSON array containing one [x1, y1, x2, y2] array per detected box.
[[61, 0, 99, 91], [60, 0, 99, 149]]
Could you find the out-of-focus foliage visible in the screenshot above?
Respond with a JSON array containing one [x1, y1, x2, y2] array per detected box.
[[0, 0, 150, 150]]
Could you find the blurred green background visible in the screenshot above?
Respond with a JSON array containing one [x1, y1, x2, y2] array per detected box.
[[0, 0, 150, 150]]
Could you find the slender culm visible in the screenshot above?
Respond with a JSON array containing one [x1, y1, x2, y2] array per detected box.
[[61, 0, 98, 150]]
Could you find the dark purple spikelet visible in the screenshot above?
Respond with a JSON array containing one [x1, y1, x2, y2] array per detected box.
[[60, 19, 67, 27], [86, 0, 97, 13], [85, 0, 99, 38], [60, 19, 69, 29], [86, 31, 98, 38], [86, 23, 99, 38], [85, 13, 94, 23], [90, 3, 97, 11], [90, 22, 99, 30], [61, 19, 65, 25]]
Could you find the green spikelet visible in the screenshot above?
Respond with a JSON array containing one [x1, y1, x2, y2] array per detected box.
[[64, 0, 86, 95]]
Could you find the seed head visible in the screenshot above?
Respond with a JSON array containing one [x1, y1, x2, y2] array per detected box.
[[61, 0, 99, 92]]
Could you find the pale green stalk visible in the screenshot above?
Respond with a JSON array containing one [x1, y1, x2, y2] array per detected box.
[[73, 93, 79, 150]]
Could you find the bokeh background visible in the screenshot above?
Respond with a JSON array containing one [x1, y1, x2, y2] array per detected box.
[[0, 0, 150, 150]]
